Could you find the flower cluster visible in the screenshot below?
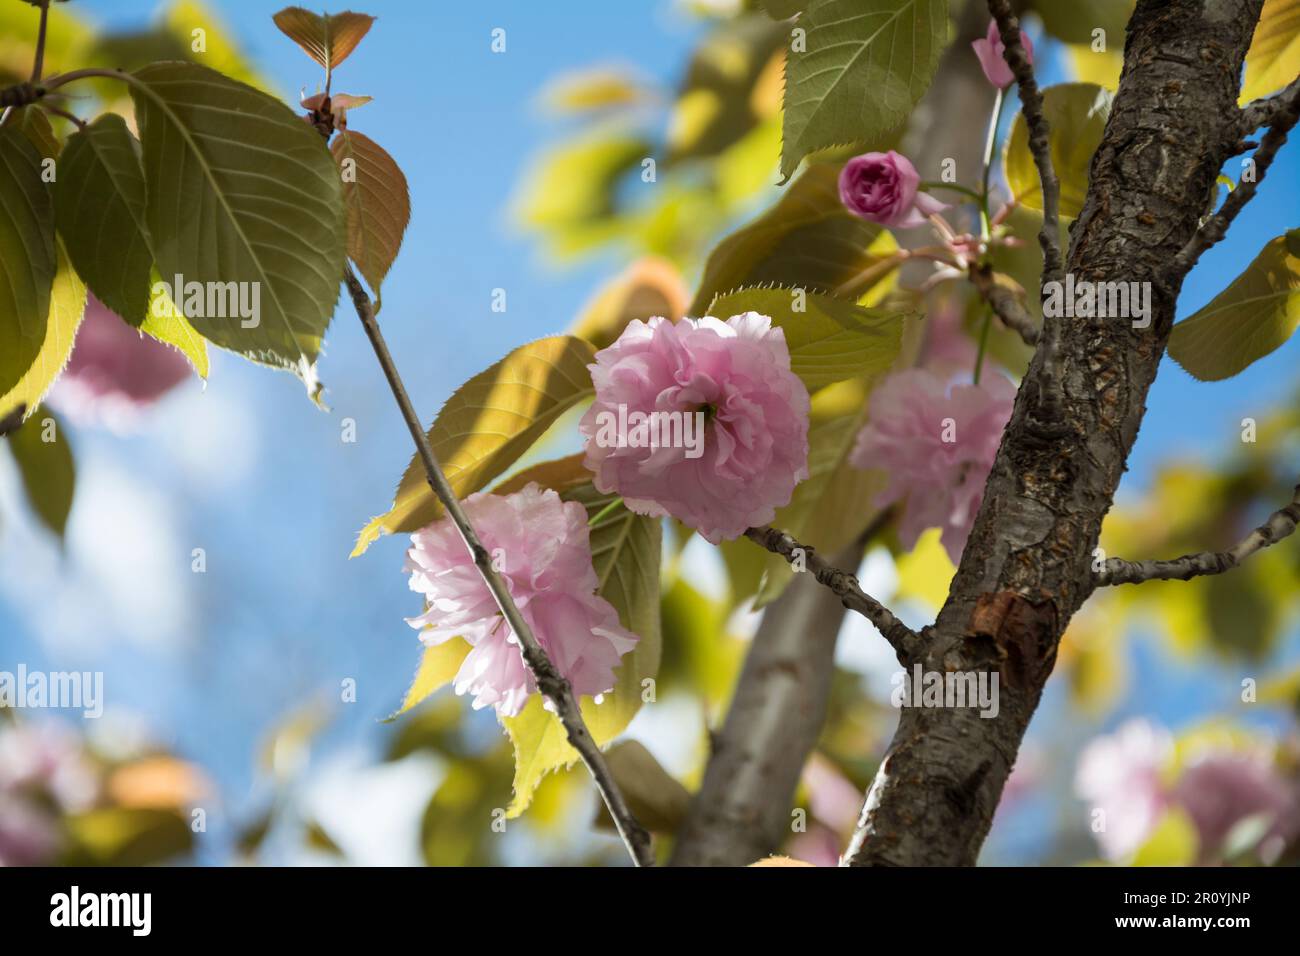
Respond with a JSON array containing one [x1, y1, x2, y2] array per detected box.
[[405, 483, 638, 718], [850, 369, 1015, 563], [579, 313, 810, 543]]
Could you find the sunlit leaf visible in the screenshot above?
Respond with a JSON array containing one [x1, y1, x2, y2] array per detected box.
[[594, 740, 691, 834], [55, 114, 153, 326], [1240, 0, 1300, 105], [385, 637, 472, 721], [272, 6, 375, 70], [1131, 807, 1198, 866], [1067, 43, 1123, 90], [0, 239, 86, 425], [331, 130, 410, 301], [779, 0, 947, 180], [140, 271, 210, 379], [0, 126, 56, 399], [571, 257, 688, 351], [128, 61, 346, 399], [63, 808, 193, 866], [5, 407, 74, 537], [691, 164, 899, 313], [706, 285, 909, 391], [352, 336, 597, 556], [541, 66, 650, 114], [1004, 83, 1112, 218], [1168, 232, 1300, 381]]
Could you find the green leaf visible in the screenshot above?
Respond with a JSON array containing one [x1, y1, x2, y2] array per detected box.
[[779, 0, 947, 181], [63, 808, 193, 866], [385, 637, 473, 722], [5, 407, 74, 537], [128, 61, 346, 399], [594, 740, 691, 834], [1131, 807, 1198, 866], [1168, 233, 1300, 381], [352, 336, 597, 556], [761, 0, 807, 18], [706, 285, 908, 391], [1004, 82, 1113, 218], [55, 114, 153, 327], [331, 130, 410, 302], [1031, 0, 1133, 45], [140, 271, 210, 379], [0, 126, 56, 399], [11, 106, 61, 160], [503, 484, 661, 817], [0, 239, 87, 425], [272, 7, 376, 70], [690, 163, 899, 314], [1240, 0, 1300, 105]]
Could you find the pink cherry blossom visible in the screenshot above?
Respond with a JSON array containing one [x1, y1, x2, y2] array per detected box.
[[1173, 752, 1300, 861], [971, 18, 1034, 89], [849, 368, 1015, 563], [838, 151, 949, 228], [49, 296, 191, 428], [1074, 719, 1172, 861], [579, 313, 810, 544], [404, 483, 638, 718]]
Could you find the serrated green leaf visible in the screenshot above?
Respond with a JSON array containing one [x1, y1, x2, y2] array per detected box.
[[0, 239, 86, 424], [503, 484, 661, 817], [140, 271, 210, 379], [272, 7, 375, 70], [55, 114, 153, 327], [1004, 83, 1112, 218], [1240, 0, 1300, 105], [1168, 233, 1300, 381], [691, 163, 898, 314], [5, 407, 74, 537], [706, 285, 907, 391], [128, 61, 345, 398], [386, 637, 473, 722], [0, 126, 56, 399], [331, 130, 409, 301], [352, 336, 597, 556], [779, 0, 947, 180]]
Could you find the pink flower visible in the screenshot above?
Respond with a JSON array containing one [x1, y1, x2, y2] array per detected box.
[[49, 296, 191, 428], [1173, 753, 1300, 861], [849, 369, 1014, 563], [579, 314, 810, 543], [971, 19, 1034, 89], [838, 151, 948, 228], [404, 483, 638, 718], [1074, 719, 1172, 861]]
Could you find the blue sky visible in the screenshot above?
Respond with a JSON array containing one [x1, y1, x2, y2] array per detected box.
[[1, 1, 1297, 864]]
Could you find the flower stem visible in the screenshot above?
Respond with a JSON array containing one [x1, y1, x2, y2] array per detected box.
[[979, 86, 1006, 240], [973, 306, 993, 385], [588, 497, 624, 527]]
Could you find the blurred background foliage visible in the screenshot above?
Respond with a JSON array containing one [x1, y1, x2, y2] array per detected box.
[[1, 0, 1298, 868]]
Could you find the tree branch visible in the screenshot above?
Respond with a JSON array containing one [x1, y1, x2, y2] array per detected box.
[[1241, 74, 1300, 132], [967, 262, 1039, 345], [844, 0, 1269, 866], [988, 0, 1062, 289], [342, 276, 654, 867], [1096, 484, 1300, 586], [744, 526, 919, 662], [1169, 77, 1300, 277]]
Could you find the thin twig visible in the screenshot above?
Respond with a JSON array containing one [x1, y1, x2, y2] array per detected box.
[[1241, 74, 1300, 132], [341, 270, 653, 867], [39, 103, 87, 130], [988, 0, 1062, 288], [1168, 79, 1300, 278], [31, 1, 49, 83], [744, 525, 920, 662], [968, 262, 1039, 345], [1096, 485, 1300, 587]]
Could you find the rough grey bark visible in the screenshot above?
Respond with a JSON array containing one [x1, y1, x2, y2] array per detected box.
[[669, 0, 997, 867], [845, 0, 1269, 866]]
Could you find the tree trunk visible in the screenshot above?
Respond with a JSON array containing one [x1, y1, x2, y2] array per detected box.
[[845, 0, 1265, 866]]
